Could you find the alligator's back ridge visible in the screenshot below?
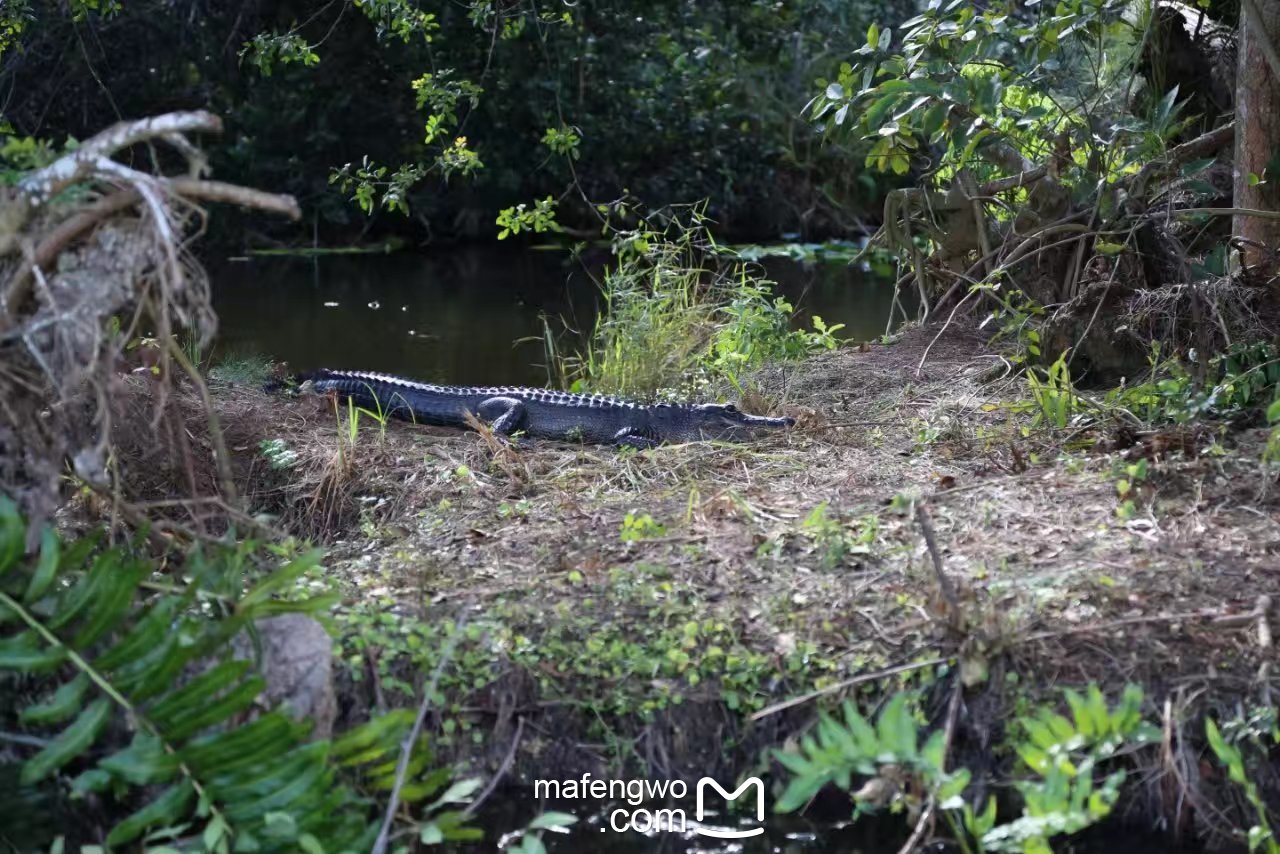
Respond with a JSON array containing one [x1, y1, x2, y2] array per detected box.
[[312, 369, 643, 410]]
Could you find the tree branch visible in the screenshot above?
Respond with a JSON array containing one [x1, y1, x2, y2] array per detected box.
[[16, 111, 224, 204]]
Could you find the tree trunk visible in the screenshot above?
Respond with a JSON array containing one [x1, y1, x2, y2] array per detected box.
[[1233, 0, 1280, 269]]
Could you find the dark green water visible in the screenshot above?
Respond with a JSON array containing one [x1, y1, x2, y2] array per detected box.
[[207, 246, 901, 386], [473, 789, 1189, 853]]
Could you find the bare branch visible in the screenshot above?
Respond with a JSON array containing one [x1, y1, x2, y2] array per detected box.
[[16, 111, 223, 205]]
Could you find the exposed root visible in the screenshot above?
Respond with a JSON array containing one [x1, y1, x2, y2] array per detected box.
[[0, 111, 298, 542]]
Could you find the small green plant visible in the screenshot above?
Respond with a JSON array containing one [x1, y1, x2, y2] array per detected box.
[[799, 502, 878, 568], [498, 499, 532, 519], [979, 683, 1159, 853], [1204, 716, 1280, 854], [540, 125, 581, 159], [1026, 352, 1080, 430], [775, 683, 1158, 854], [1106, 342, 1280, 427], [259, 437, 300, 470], [1113, 458, 1149, 521], [333, 384, 394, 462], [774, 692, 971, 820], [619, 512, 667, 542]]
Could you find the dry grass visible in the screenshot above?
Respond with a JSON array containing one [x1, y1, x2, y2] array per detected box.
[[99, 322, 1280, 841]]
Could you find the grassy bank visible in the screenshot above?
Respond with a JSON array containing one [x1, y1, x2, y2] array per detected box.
[[96, 322, 1280, 850]]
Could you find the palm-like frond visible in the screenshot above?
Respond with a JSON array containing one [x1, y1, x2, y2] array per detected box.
[[0, 497, 411, 851]]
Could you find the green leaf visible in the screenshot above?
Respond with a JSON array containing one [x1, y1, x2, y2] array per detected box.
[[147, 659, 252, 734], [1022, 717, 1058, 751], [100, 733, 179, 785], [862, 93, 905, 133], [1204, 718, 1227, 759], [94, 596, 183, 672], [843, 702, 879, 756], [1045, 713, 1076, 743], [47, 549, 123, 632], [182, 714, 305, 775], [527, 811, 578, 831], [70, 767, 113, 797], [430, 777, 483, 809], [0, 497, 23, 575], [106, 781, 196, 847], [23, 526, 60, 604], [22, 698, 113, 784], [21, 673, 92, 725], [239, 550, 324, 609], [161, 674, 266, 742], [514, 834, 546, 854], [72, 557, 151, 648], [937, 767, 971, 800], [1064, 689, 1093, 738], [876, 693, 915, 758]]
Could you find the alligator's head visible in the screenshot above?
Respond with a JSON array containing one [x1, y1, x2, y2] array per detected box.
[[656, 402, 795, 442]]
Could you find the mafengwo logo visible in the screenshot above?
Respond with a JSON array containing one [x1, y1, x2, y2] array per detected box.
[[531, 773, 766, 838], [694, 777, 765, 839]]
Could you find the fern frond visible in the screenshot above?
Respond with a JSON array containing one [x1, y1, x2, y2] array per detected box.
[[0, 498, 385, 851]]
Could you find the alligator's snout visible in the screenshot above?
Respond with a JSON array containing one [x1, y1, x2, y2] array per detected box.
[[694, 403, 794, 434], [737, 412, 794, 428]]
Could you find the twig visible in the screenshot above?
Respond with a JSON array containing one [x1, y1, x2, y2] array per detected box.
[[463, 716, 525, 819], [1021, 601, 1276, 644], [167, 341, 239, 509], [748, 657, 947, 721], [896, 678, 963, 854], [372, 612, 467, 854], [1125, 123, 1234, 206], [914, 502, 959, 623], [1256, 595, 1272, 650], [1154, 207, 1280, 221], [0, 730, 51, 748]]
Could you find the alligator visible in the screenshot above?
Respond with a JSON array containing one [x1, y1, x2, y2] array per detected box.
[[296, 369, 795, 448]]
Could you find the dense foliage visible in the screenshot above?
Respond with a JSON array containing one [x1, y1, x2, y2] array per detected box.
[[0, 0, 912, 245]]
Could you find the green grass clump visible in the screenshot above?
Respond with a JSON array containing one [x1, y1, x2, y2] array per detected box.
[[547, 222, 843, 400], [208, 350, 276, 386]]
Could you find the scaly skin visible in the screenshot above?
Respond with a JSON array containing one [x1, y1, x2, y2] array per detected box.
[[301, 369, 795, 448]]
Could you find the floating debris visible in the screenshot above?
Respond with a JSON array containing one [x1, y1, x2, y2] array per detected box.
[[323, 301, 340, 307]]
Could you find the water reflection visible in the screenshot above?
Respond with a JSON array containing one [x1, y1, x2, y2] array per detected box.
[[208, 247, 902, 388]]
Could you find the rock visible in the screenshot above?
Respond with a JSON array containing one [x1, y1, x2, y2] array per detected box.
[[232, 613, 337, 740]]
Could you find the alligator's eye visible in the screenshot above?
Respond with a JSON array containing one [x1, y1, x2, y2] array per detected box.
[[723, 404, 738, 414]]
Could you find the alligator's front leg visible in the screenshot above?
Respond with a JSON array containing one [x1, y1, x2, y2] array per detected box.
[[476, 396, 528, 437], [613, 427, 660, 450]]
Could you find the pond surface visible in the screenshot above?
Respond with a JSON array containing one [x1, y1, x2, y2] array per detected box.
[[208, 246, 902, 388], [473, 789, 1193, 854]]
